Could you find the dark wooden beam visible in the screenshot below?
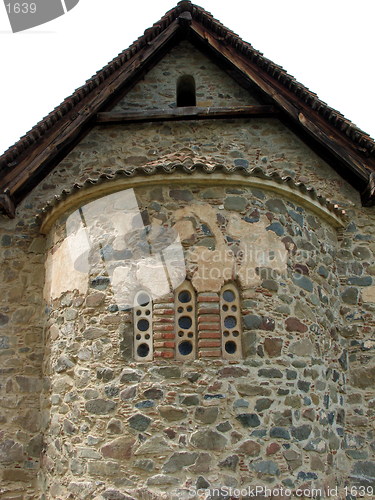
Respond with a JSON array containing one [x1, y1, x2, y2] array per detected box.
[[189, 20, 374, 185], [0, 191, 15, 218], [361, 172, 375, 207], [96, 105, 279, 124]]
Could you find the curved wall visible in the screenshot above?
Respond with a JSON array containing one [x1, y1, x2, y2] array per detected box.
[[42, 180, 348, 499]]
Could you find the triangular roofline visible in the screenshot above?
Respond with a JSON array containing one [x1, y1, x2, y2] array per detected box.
[[1, 0, 374, 218]]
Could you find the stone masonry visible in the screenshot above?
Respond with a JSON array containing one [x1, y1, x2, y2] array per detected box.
[[0, 40, 374, 500]]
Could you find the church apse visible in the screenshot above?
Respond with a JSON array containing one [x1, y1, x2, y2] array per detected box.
[[1, 2, 374, 497], [40, 173, 352, 499]]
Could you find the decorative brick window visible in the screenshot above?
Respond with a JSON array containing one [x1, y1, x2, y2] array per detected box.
[[175, 281, 196, 360], [132, 283, 242, 361], [220, 283, 242, 360], [133, 290, 153, 361]]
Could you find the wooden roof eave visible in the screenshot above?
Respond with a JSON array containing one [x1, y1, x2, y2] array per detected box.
[[188, 20, 374, 190], [0, 19, 181, 208]]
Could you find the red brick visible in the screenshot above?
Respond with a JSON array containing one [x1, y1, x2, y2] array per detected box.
[[198, 350, 221, 357], [198, 340, 221, 348], [154, 298, 174, 304], [162, 333, 175, 339], [154, 351, 174, 358], [198, 315, 220, 323], [154, 333, 175, 340], [198, 323, 220, 330], [154, 324, 175, 332], [198, 296, 219, 302], [198, 332, 221, 339], [199, 331, 220, 337], [154, 341, 175, 349], [153, 317, 174, 324], [198, 307, 220, 314], [153, 309, 174, 315]]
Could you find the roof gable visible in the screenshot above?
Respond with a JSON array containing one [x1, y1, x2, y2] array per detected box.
[[110, 40, 261, 112], [0, 0, 374, 217]]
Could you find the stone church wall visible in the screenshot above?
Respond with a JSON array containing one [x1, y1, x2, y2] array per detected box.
[[0, 41, 374, 499], [38, 181, 351, 498]]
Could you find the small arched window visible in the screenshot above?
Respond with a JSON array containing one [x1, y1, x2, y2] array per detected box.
[[176, 75, 196, 107], [220, 284, 242, 360], [175, 281, 196, 360], [133, 290, 153, 361]]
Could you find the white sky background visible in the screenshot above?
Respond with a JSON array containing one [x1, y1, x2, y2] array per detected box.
[[0, 0, 374, 156]]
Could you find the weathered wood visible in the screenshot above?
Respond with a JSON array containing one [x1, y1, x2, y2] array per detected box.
[[0, 20, 181, 197], [96, 105, 278, 124], [361, 172, 375, 207], [0, 191, 15, 218], [189, 20, 374, 184]]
